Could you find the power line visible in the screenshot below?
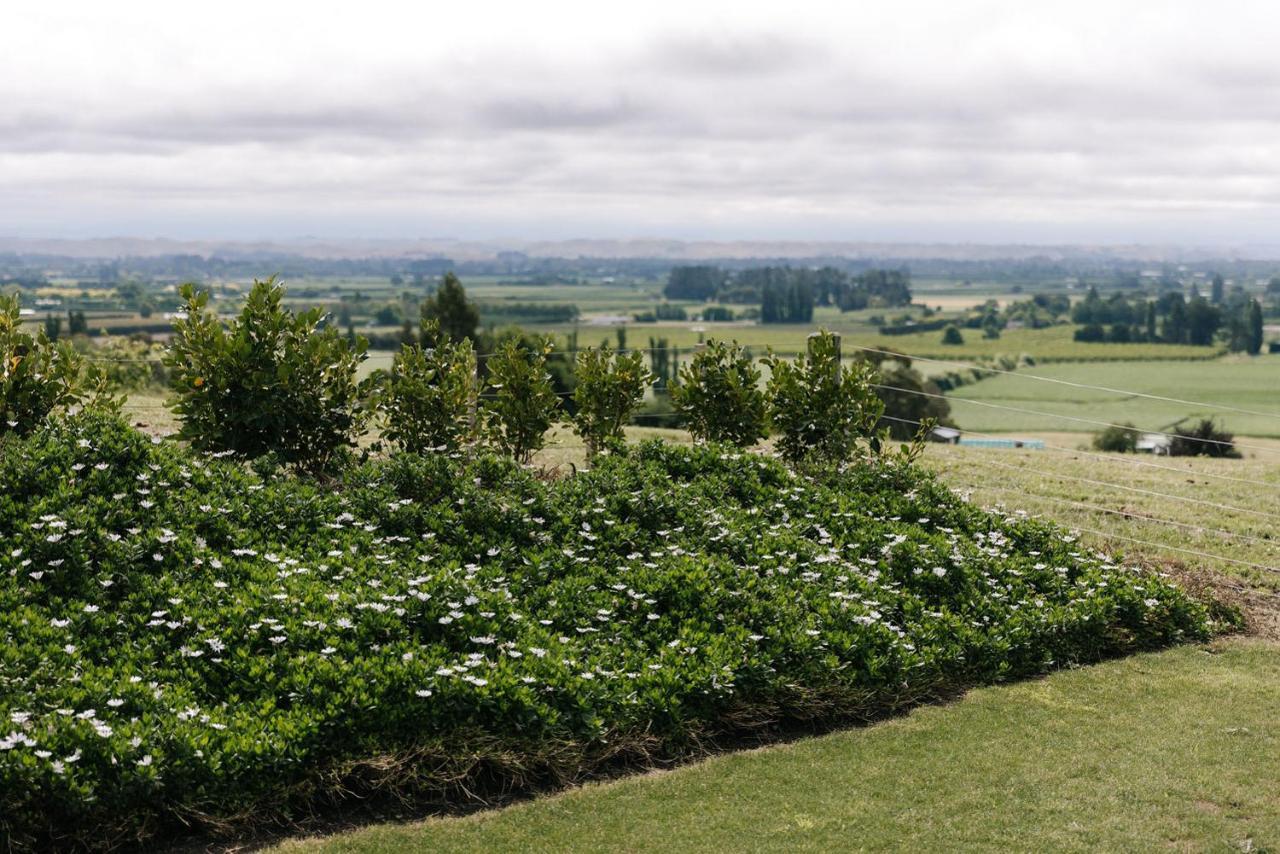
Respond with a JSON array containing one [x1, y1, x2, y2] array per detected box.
[[878, 414, 1280, 494], [872, 382, 1280, 456], [847, 343, 1280, 424]]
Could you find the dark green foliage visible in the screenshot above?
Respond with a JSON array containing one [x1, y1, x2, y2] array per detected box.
[[1074, 323, 1106, 342], [1092, 423, 1139, 453], [1, 294, 116, 435], [419, 273, 479, 345], [763, 331, 885, 464], [872, 360, 953, 440], [1168, 418, 1240, 458], [164, 278, 369, 474], [482, 337, 560, 463], [571, 346, 651, 461], [663, 266, 726, 301], [940, 324, 964, 345], [670, 339, 767, 446], [0, 415, 1221, 850], [1248, 299, 1264, 355], [1184, 296, 1221, 346], [67, 311, 88, 336], [376, 327, 478, 454]]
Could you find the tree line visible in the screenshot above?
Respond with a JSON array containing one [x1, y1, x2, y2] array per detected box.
[[663, 265, 913, 322]]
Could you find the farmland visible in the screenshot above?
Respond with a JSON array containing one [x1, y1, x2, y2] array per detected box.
[[8, 267, 1280, 852], [946, 355, 1280, 437]]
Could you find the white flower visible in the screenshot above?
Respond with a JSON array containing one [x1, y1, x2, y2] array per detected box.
[[415, 689, 433, 698]]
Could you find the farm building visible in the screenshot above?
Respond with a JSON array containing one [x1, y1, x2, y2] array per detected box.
[[1136, 432, 1172, 454]]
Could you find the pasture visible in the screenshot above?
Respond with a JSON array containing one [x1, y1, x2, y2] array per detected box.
[[945, 355, 1280, 437]]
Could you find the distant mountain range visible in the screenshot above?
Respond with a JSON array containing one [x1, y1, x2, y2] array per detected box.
[[4, 236, 1280, 263]]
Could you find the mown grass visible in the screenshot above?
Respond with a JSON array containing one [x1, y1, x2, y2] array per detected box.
[[272, 638, 1280, 853], [946, 354, 1280, 436]]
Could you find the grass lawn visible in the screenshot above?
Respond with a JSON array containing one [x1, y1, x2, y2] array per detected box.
[[946, 354, 1280, 437], [271, 638, 1280, 853]]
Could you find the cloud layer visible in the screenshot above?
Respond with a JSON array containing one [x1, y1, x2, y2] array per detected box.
[[6, 0, 1280, 242]]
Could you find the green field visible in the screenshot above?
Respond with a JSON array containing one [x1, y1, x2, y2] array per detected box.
[[273, 638, 1280, 853], [946, 354, 1280, 437]]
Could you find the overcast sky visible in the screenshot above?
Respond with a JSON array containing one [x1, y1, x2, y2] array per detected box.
[[6, 0, 1280, 244]]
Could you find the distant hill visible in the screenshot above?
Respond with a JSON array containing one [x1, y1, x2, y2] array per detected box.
[[4, 236, 1280, 263]]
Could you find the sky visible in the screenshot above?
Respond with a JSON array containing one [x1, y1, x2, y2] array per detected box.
[[6, 0, 1280, 245]]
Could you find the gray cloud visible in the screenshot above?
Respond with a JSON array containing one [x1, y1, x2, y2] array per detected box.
[[6, 0, 1280, 243]]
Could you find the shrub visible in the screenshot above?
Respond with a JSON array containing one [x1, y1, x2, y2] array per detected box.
[[164, 278, 369, 473], [1074, 323, 1106, 342], [376, 324, 478, 454], [763, 331, 885, 464], [1092, 423, 1138, 453], [1, 294, 116, 435], [1168, 418, 1241, 458], [76, 337, 168, 391], [482, 336, 560, 463], [941, 324, 965, 345], [0, 415, 1223, 850], [669, 339, 767, 446], [570, 345, 651, 461]]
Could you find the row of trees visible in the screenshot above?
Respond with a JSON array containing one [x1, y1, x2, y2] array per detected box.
[[5, 278, 931, 475], [1070, 286, 1263, 352], [663, 265, 913, 312]]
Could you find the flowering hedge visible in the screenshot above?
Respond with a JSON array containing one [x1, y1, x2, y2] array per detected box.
[[0, 415, 1223, 850]]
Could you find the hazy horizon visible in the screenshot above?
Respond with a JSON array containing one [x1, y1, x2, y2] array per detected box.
[[9, 1, 1280, 244]]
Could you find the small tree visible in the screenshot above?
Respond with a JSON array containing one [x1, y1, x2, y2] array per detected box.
[[670, 339, 767, 446], [165, 277, 369, 473], [377, 322, 478, 454], [941, 324, 964, 345], [482, 337, 560, 463], [571, 345, 651, 461], [419, 272, 479, 344], [1, 294, 115, 435], [1168, 418, 1240, 458], [762, 331, 885, 464], [1092, 423, 1138, 453]]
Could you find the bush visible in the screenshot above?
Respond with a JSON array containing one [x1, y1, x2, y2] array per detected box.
[[376, 326, 478, 454], [1168, 418, 1241, 458], [941, 324, 965, 345], [1092, 423, 1138, 453], [1, 294, 115, 435], [164, 278, 369, 473], [670, 339, 768, 446], [1074, 323, 1106, 342], [763, 331, 885, 463], [482, 337, 561, 463], [75, 337, 168, 391], [570, 345, 651, 461], [0, 415, 1223, 850]]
